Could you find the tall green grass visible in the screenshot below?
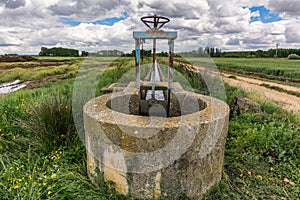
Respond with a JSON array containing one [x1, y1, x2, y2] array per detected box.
[[0, 83, 129, 199], [19, 92, 75, 151]]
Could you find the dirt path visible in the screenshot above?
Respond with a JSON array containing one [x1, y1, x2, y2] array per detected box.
[[175, 60, 300, 112], [222, 73, 300, 112], [222, 73, 300, 93]]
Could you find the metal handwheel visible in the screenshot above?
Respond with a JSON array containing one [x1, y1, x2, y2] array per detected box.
[[141, 15, 170, 30]]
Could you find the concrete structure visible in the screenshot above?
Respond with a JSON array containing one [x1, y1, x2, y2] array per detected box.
[[83, 82, 229, 199], [84, 15, 229, 199]]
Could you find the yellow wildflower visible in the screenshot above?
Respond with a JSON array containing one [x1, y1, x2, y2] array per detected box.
[[89, 163, 93, 168], [256, 175, 263, 180], [48, 191, 52, 195], [51, 173, 57, 179], [289, 181, 295, 186], [283, 178, 290, 183], [13, 185, 20, 189]]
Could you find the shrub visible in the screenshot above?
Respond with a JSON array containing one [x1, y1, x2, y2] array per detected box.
[[20, 92, 75, 151], [228, 75, 237, 79], [287, 54, 300, 59]]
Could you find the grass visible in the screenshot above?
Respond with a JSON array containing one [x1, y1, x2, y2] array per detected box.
[[260, 83, 300, 98], [204, 111, 300, 199], [0, 57, 82, 84], [0, 64, 73, 83], [213, 57, 300, 79], [19, 91, 75, 151], [0, 56, 299, 199], [0, 84, 129, 200]]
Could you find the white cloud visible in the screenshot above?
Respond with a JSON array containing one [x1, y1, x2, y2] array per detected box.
[[285, 20, 300, 43], [233, 0, 268, 7], [251, 10, 260, 18], [268, 0, 300, 19], [0, 0, 26, 9], [0, 0, 299, 54]]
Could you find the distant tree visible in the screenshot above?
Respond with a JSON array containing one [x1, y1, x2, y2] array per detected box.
[[287, 54, 300, 59], [205, 47, 210, 55], [39, 47, 79, 57], [197, 47, 204, 56], [97, 50, 124, 57], [157, 51, 168, 57], [209, 48, 215, 57], [81, 51, 89, 57], [215, 48, 222, 57], [255, 49, 263, 58], [166, 47, 300, 58]]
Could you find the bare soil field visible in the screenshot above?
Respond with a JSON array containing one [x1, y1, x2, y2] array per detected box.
[[0, 55, 37, 62], [0, 56, 72, 70]]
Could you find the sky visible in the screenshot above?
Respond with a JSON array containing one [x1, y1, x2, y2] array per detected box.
[[0, 0, 299, 54]]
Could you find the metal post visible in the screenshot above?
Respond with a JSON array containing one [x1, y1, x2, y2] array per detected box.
[[152, 39, 156, 98], [168, 39, 174, 90], [135, 39, 140, 89], [141, 40, 144, 63]]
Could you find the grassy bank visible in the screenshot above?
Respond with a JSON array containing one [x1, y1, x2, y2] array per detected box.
[[0, 57, 299, 199]]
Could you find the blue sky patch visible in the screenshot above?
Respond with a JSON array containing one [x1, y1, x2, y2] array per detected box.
[[250, 6, 282, 23], [60, 17, 81, 26], [60, 12, 128, 26]]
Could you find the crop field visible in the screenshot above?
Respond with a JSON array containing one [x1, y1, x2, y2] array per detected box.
[[214, 57, 300, 80], [177, 57, 300, 85], [0, 56, 299, 199]]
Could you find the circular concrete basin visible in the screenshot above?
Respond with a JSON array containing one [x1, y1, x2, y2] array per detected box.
[[84, 90, 229, 199]]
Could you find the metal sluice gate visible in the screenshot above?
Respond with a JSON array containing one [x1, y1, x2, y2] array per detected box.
[[133, 15, 177, 117]]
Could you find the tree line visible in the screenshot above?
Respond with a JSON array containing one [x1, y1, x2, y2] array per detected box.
[[89, 50, 124, 57], [179, 47, 300, 58], [39, 47, 80, 57], [38, 46, 300, 58]]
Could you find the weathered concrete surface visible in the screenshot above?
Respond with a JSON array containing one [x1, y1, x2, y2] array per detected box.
[[232, 96, 266, 117], [84, 89, 229, 199]]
